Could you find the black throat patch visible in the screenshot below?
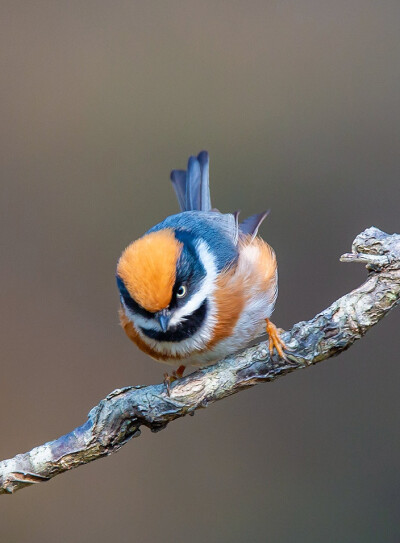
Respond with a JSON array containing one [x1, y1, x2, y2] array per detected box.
[[140, 299, 208, 342]]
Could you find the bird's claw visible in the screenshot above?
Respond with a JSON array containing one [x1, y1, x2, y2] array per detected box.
[[265, 318, 296, 364], [163, 365, 186, 395]]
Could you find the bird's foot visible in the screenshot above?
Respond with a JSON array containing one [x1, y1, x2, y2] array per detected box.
[[265, 318, 291, 362], [163, 365, 186, 395]]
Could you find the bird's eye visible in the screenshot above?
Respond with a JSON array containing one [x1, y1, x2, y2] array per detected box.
[[176, 285, 187, 298]]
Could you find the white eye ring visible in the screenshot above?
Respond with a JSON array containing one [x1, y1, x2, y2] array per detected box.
[[176, 285, 187, 298]]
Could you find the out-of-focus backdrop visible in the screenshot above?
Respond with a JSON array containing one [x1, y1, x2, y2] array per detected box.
[[1, 2, 399, 542]]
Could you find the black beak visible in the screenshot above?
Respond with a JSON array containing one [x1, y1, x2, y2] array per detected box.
[[157, 312, 171, 332]]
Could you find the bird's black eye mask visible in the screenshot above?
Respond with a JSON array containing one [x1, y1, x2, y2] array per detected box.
[[116, 275, 155, 320], [169, 231, 206, 310]]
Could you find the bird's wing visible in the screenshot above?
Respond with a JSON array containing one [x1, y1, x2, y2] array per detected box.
[[201, 211, 239, 246], [239, 210, 270, 240]]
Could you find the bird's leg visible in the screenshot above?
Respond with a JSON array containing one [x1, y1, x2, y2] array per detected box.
[[163, 365, 186, 395], [174, 365, 186, 379], [265, 318, 288, 360]]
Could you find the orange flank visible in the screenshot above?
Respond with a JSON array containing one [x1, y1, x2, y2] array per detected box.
[[207, 265, 245, 348], [207, 236, 277, 350], [117, 229, 183, 313], [252, 237, 277, 291]]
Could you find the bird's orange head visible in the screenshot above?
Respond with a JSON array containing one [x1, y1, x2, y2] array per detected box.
[[116, 229, 183, 313]]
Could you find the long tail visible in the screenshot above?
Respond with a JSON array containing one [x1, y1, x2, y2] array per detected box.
[[170, 151, 212, 212], [170, 151, 269, 239]]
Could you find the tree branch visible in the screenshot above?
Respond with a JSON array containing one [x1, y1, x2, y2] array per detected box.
[[1, 227, 399, 495]]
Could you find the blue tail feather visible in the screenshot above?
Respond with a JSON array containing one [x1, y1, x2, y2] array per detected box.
[[197, 150, 211, 211], [186, 156, 201, 211], [170, 151, 212, 212], [170, 169, 186, 211]]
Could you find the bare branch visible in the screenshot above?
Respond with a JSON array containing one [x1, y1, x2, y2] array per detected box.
[[1, 227, 399, 495]]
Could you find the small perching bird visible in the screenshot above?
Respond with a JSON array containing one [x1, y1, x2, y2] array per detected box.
[[116, 151, 286, 379]]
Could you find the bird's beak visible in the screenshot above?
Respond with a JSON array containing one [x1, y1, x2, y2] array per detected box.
[[157, 311, 171, 332]]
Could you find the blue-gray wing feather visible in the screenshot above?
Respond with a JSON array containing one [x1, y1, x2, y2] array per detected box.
[[239, 210, 270, 239]]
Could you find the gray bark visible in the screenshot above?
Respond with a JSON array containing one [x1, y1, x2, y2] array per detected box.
[[1, 227, 399, 495]]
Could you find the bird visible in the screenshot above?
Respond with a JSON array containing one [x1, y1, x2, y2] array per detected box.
[[116, 151, 287, 381]]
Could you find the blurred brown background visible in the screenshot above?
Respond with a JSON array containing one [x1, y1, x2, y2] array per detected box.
[[1, 1, 399, 542]]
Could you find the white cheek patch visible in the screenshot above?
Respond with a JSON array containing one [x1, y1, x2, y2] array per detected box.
[[169, 240, 217, 326], [122, 300, 160, 331]]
